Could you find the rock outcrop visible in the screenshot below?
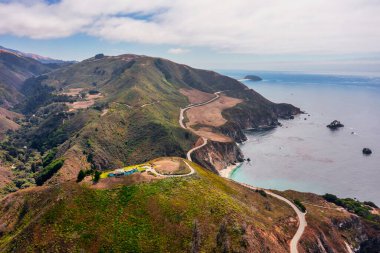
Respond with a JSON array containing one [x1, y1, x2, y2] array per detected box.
[[192, 140, 244, 173], [327, 120, 344, 129]]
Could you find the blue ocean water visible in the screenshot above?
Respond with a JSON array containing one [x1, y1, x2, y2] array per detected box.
[[220, 71, 380, 205]]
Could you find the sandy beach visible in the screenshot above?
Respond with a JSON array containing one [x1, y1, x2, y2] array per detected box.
[[219, 163, 242, 178]]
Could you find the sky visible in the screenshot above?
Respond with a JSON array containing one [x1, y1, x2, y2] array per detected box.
[[1, 0, 380, 75]]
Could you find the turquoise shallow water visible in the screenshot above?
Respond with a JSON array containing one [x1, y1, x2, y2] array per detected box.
[[221, 71, 380, 205]]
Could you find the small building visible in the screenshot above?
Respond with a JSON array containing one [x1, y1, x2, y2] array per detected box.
[[124, 168, 138, 175], [109, 168, 139, 177], [114, 169, 125, 176]]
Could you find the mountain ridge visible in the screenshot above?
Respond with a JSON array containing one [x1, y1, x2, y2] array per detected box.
[[0, 45, 72, 64]]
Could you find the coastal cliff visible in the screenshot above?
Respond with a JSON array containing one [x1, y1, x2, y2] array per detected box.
[[282, 191, 380, 253], [192, 140, 244, 173], [191, 88, 300, 173]]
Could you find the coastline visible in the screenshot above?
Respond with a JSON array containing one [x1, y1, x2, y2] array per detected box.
[[219, 162, 243, 178]]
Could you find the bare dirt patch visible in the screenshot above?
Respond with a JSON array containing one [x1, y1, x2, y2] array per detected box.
[[66, 92, 103, 112], [186, 95, 242, 127], [67, 100, 95, 111], [0, 115, 19, 132], [185, 94, 243, 142], [151, 157, 190, 175], [0, 107, 23, 135], [180, 88, 216, 104], [0, 108, 23, 120], [61, 88, 84, 97]]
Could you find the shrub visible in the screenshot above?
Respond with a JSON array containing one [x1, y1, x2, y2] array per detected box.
[[364, 201, 379, 209], [35, 159, 64, 186], [294, 199, 306, 213], [323, 193, 339, 202], [77, 170, 86, 182], [255, 189, 267, 198], [88, 90, 100, 95], [42, 148, 58, 167], [323, 193, 378, 222], [87, 153, 94, 164]]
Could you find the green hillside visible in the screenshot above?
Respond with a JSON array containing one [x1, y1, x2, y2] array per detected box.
[[0, 163, 295, 253], [1, 54, 298, 193]]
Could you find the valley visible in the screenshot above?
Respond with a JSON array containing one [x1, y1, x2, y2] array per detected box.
[[0, 50, 379, 252]]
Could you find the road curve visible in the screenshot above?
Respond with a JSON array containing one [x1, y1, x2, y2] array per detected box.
[[186, 137, 208, 161], [179, 91, 221, 161], [148, 160, 195, 177], [179, 91, 222, 129], [234, 182, 307, 253], [178, 91, 307, 253], [268, 191, 307, 253]]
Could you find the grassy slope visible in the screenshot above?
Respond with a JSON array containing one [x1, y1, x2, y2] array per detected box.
[[0, 163, 295, 253], [45, 55, 295, 164], [16, 55, 248, 171], [2, 54, 298, 189]]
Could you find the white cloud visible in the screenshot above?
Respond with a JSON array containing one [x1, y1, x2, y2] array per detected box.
[[1, 0, 380, 55], [168, 48, 189, 54]]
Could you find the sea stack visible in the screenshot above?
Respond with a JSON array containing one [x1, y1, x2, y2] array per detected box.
[[244, 75, 263, 82], [362, 148, 372, 155], [327, 120, 344, 129]]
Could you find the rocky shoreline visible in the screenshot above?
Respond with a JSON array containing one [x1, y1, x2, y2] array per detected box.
[[193, 101, 300, 174]]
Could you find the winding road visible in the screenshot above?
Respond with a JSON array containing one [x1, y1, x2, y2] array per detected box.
[[178, 91, 307, 253], [179, 91, 222, 130], [239, 182, 307, 253], [186, 137, 208, 161]]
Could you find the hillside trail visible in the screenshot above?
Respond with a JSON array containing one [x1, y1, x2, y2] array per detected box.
[[179, 91, 307, 253]]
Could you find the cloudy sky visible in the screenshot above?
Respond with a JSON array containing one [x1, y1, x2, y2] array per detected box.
[[1, 0, 380, 75]]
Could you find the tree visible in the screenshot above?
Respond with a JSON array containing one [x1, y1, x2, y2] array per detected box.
[[93, 170, 101, 183], [77, 170, 86, 182]]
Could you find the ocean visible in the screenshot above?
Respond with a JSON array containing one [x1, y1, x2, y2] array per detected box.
[[221, 71, 380, 205]]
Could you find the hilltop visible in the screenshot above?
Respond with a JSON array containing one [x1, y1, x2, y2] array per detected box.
[[1, 53, 299, 190], [0, 162, 297, 252], [1, 160, 379, 252]]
